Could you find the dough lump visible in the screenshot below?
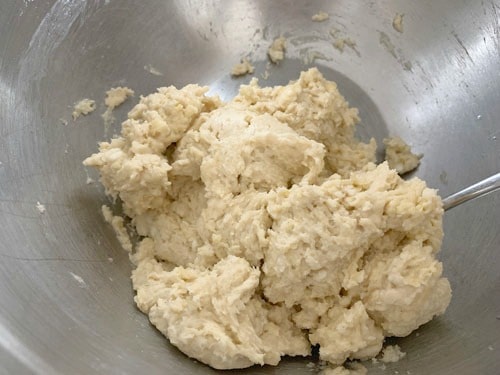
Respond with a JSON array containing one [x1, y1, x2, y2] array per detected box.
[[102, 86, 135, 127], [231, 58, 255, 77], [104, 86, 134, 110], [84, 68, 451, 369], [384, 136, 422, 174], [312, 11, 330, 22], [393, 13, 404, 33], [72, 98, 95, 120], [268, 37, 286, 63]]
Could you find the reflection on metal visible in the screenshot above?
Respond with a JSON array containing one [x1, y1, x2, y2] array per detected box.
[[443, 172, 500, 211]]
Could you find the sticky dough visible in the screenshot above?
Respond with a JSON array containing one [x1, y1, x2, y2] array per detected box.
[[84, 68, 451, 369]]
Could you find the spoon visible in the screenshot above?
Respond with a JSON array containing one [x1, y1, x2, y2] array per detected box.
[[442, 172, 500, 211]]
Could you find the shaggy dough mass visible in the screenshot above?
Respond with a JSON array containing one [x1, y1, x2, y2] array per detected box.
[[84, 68, 451, 370]]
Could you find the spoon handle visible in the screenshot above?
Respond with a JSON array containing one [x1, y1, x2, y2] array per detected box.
[[443, 172, 500, 211]]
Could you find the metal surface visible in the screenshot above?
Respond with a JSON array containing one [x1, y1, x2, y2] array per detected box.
[[443, 172, 500, 211], [0, 1, 499, 374]]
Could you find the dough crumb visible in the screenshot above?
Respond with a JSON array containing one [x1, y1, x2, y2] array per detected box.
[[59, 118, 68, 126], [101, 205, 133, 252], [380, 345, 406, 363], [102, 87, 134, 128], [330, 28, 357, 54], [393, 13, 404, 33], [104, 87, 134, 110], [384, 137, 422, 174], [36, 201, 46, 214], [231, 58, 255, 77], [268, 36, 286, 63], [72, 99, 96, 120], [322, 363, 367, 375], [333, 37, 357, 53], [312, 11, 330, 22]]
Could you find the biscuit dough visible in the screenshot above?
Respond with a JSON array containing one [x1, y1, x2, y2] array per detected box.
[[268, 37, 286, 63], [104, 86, 134, 110], [231, 58, 255, 77], [379, 345, 406, 363], [84, 68, 451, 370], [322, 363, 367, 375], [72, 98, 95, 120], [312, 11, 330, 22], [102, 86, 134, 127], [384, 136, 422, 174], [393, 13, 404, 33]]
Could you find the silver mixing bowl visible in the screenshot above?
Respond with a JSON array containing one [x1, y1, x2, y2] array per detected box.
[[1, 1, 499, 374]]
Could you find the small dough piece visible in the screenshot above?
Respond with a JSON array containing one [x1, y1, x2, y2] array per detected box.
[[322, 363, 368, 375], [105, 87, 134, 110], [384, 136, 422, 174], [312, 11, 330, 22], [102, 205, 132, 252], [329, 28, 358, 55], [393, 13, 404, 33], [102, 86, 134, 127], [268, 37, 286, 63], [231, 58, 255, 77], [72, 98, 96, 120], [333, 37, 356, 53], [379, 345, 406, 363]]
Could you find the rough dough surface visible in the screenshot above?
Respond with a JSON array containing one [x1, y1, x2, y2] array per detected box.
[[84, 68, 451, 370], [268, 37, 286, 63], [384, 136, 422, 174]]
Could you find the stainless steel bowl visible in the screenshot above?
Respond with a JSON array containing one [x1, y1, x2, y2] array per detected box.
[[1, 1, 499, 374]]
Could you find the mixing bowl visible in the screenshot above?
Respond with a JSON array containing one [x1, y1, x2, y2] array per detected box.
[[1, 1, 499, 374]]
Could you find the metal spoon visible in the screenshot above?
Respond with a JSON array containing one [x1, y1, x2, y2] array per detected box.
[[443, 172, 500, 210]]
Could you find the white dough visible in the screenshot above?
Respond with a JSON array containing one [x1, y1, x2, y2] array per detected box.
[[104, 86, 134, 110], [379, 345, 406, 363], [312, 11, 330, 22], [384, 136, 422, 174], [393, 13, 404, 33], [267, 37, 286, 63], [72, 98, 95, 120], [102, 86, 134, 127], [84, 68, 451, 369], [231, 58, 255, 76]]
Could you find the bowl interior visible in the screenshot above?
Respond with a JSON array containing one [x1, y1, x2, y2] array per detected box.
[[0, 1, 499, 374]]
